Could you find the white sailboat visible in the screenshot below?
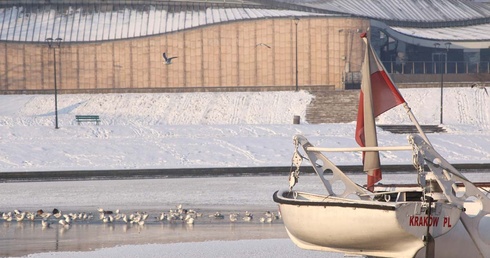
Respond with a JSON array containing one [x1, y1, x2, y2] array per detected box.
[[273, 33, 490, 258]]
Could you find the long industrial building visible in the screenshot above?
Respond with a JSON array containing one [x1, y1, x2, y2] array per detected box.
[[0, 0, 489, 93]]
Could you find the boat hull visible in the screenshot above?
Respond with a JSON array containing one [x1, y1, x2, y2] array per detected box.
[[274, 189, 462, 258]]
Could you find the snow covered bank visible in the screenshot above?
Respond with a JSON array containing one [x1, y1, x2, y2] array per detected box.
[[0, 88, 488, 172]]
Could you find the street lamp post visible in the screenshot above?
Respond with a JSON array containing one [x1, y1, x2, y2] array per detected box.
[[293, 17, 300, 92], [46, 37, 62, 129], [433, 42, 451, 125]]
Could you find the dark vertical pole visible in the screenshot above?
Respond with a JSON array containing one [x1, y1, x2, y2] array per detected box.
[[294, 18, 299, 92], [295, 22, 298, 91], [439, 43, 451, 125], [425, 198, 435, 258], [53, 47, 59, 129], [439, 58, 443, 125], [46, 37, 62, 129], [434, 43, 444, 125]]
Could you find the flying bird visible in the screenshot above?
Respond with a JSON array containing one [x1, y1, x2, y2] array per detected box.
[[162, 52, 178, 64], [471, 83, 488, 96], [255, 43, 271, 49]]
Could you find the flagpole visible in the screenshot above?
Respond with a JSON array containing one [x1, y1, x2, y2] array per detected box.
[[402, 103, 433, 146]]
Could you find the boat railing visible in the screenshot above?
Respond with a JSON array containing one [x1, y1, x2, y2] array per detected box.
[[306, 146, 413, 152]]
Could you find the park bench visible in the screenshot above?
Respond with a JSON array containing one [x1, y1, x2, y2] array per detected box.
[[75, 115, 100, 125]]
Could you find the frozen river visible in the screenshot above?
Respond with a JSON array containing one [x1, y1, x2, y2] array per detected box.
[[1, 172, 489, 257], [0, 174, 335, 257]]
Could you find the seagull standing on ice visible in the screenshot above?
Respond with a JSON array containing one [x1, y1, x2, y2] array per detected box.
[[210, 211, 224, 219], [37, 209, 51, 220], [59, 217, 70, 227], [3, 212, 13, 222], [229, 213, 238, 222], [242, 211, 253, 221], [184, 214, 194, 224], [42, 219, 51, 228], [52, 208, 62, 219], [15, 211, 26, 222], [162, 52, 178, 64]]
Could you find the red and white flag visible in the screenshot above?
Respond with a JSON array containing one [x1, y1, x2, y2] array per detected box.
[[355, 33, 405, 191]]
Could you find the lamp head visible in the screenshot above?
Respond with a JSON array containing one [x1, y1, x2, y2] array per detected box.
[[444, 42, 451, 51], [55, 38, 63, 47], [45, 38, 53, 47], [293, 17, 300, 25], [46, 37, 62, 48]]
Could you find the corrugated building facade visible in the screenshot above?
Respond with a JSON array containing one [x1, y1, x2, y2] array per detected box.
[[0, 0, 489, 93]]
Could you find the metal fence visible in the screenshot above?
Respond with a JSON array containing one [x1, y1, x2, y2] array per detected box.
[[382, 61, 490, 75]]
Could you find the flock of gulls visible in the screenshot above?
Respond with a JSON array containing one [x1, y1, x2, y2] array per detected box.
[[1, 204, 281, 230]]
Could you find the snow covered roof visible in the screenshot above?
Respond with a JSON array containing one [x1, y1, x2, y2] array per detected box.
[[370, 19, 490, 49], [269, 0, 490, 26], [391, 23, 490, 42], [265, 0, 490, 46], [1, 1, 490, 43], [0, 4, 334, 43]]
